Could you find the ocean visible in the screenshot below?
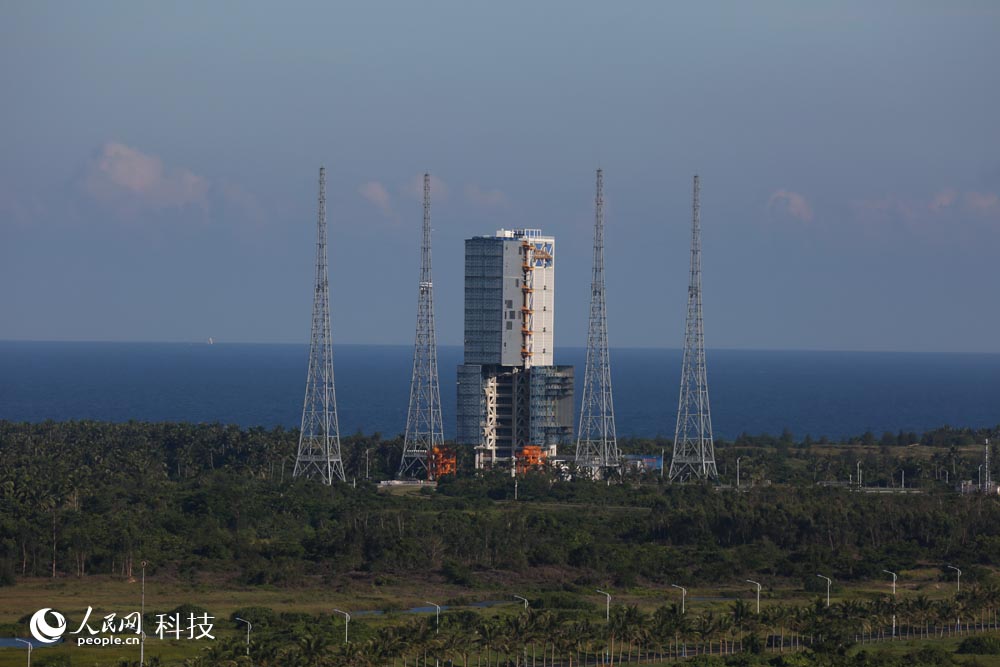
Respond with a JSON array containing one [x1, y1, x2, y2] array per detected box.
[[1, 341, 999, 441]]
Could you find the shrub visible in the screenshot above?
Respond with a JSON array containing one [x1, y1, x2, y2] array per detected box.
[[958, 636, 1000, 655]]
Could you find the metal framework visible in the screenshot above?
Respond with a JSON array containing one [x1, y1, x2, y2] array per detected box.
[[294, 167, 346, 484], [669, 175, 718, 482], [399, 174, 445, 478], [575, 168, 620, 474]]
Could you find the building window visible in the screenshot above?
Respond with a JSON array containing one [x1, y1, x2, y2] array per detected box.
[[506, 321, 513, 330], [515, 279, 520, 287], [505, 300, 513, 309]]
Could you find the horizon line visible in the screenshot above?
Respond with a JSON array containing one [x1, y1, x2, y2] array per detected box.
[[2, 338, 1000, 357]]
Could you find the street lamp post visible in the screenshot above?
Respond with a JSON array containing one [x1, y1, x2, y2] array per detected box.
[[736, 457, 742, 489], [817, 575, 832, 608], [857, 461, 862, 488], [425, 602, 441, 633], [15, 638, 31, 667], [235, 617, 252, 656], [596, 590, 611, 621], [140, 560, 147, 667], [333, 609, 350, 644], [948, 565, 962, 593], [513, 595, 529, 610], [746, 580, 761, 614], [365, 448, 372, 480], [882, 569, 898, 638], [671, 585, 687, 614], [882, 570, 897, 597]]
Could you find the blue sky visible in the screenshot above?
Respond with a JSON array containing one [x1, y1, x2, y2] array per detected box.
[[2, 2, 999, 352]]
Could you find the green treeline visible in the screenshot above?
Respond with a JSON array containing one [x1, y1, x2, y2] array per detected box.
[[1, 420, 999, 588]]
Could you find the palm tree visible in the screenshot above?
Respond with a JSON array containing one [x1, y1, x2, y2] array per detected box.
[[476, 618, 500, 667], [652, 603, 685, 659], [693, 611, 718, 656], [714, 614, 733, 655], [298, 633, 331, 666]]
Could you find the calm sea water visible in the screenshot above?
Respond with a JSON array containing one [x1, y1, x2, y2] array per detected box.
[[1, 342, 999, 440]]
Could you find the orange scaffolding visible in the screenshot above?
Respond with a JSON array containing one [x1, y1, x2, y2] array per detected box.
[[427, 446, 457, 480], [516, 445, 547, 474]]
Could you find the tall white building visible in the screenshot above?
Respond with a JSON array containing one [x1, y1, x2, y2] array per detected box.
[[457, 229, 573, 469]]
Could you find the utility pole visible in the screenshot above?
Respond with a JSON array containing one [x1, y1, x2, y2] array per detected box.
[[596, 589, 611, 621], [747, 580, 761, 614], [817, 575, 832, 608], [15, 638, 31, 667], [400, 174, 444, 479], [883, 569, 898, 638], [294, 167, 345, 484], [986, 440, 991, 490], [576, 168, 620, 477], [424, 602, 441, 634], [140, 560, 146, 666], [948, 565, 961, 593], [333, 609, 350, 644], [882, 570, 897, 597], [670, 175, 718, 482], [671, 585, 687, 614], [234, 617, 252, 656]]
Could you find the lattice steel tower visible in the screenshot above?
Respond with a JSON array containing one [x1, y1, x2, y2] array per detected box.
[[294, 166, 346, 484], [399, 174, 445, 478], [575, 168, 620, 475], [669, 175, 718, 482]]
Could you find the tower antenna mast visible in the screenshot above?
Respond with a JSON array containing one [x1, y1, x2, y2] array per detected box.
[[669, 174, 718, 482], [294, 166, 345, 484], [575, 168, 620, 475], [399, 174, 445, 478]]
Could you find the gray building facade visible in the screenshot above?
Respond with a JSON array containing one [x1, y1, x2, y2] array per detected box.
[[457, 229, 573, 470]]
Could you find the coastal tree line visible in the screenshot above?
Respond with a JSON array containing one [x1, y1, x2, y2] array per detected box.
[[1, 420, 999, 588]]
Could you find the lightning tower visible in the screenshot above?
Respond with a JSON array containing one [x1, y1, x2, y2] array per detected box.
[[669, 175, 718, 482], [575, 168, 620, 474], [399, 174, 445, 478], [294, 166, 346, 484]]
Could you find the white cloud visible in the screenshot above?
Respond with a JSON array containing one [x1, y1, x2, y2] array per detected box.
[[465, 184, 508, 207], [359, 181, 393, 217], [929, 188, 958, 212], [767, 189, 813, 222], [853, 189, 1000, 228], [82, 142, 209, 214], [964, 191, 1000, 217]]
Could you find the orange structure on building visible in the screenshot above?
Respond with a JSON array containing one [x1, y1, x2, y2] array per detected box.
[[427, 446, 457, 480], [516, 445, 547, 474]]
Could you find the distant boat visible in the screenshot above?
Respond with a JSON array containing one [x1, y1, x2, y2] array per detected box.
[[207, 337, 214, 345]]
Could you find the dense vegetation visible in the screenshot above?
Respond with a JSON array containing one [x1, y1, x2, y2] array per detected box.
[[1, 420, 999, 589], [2, 421, 1000, 665]]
